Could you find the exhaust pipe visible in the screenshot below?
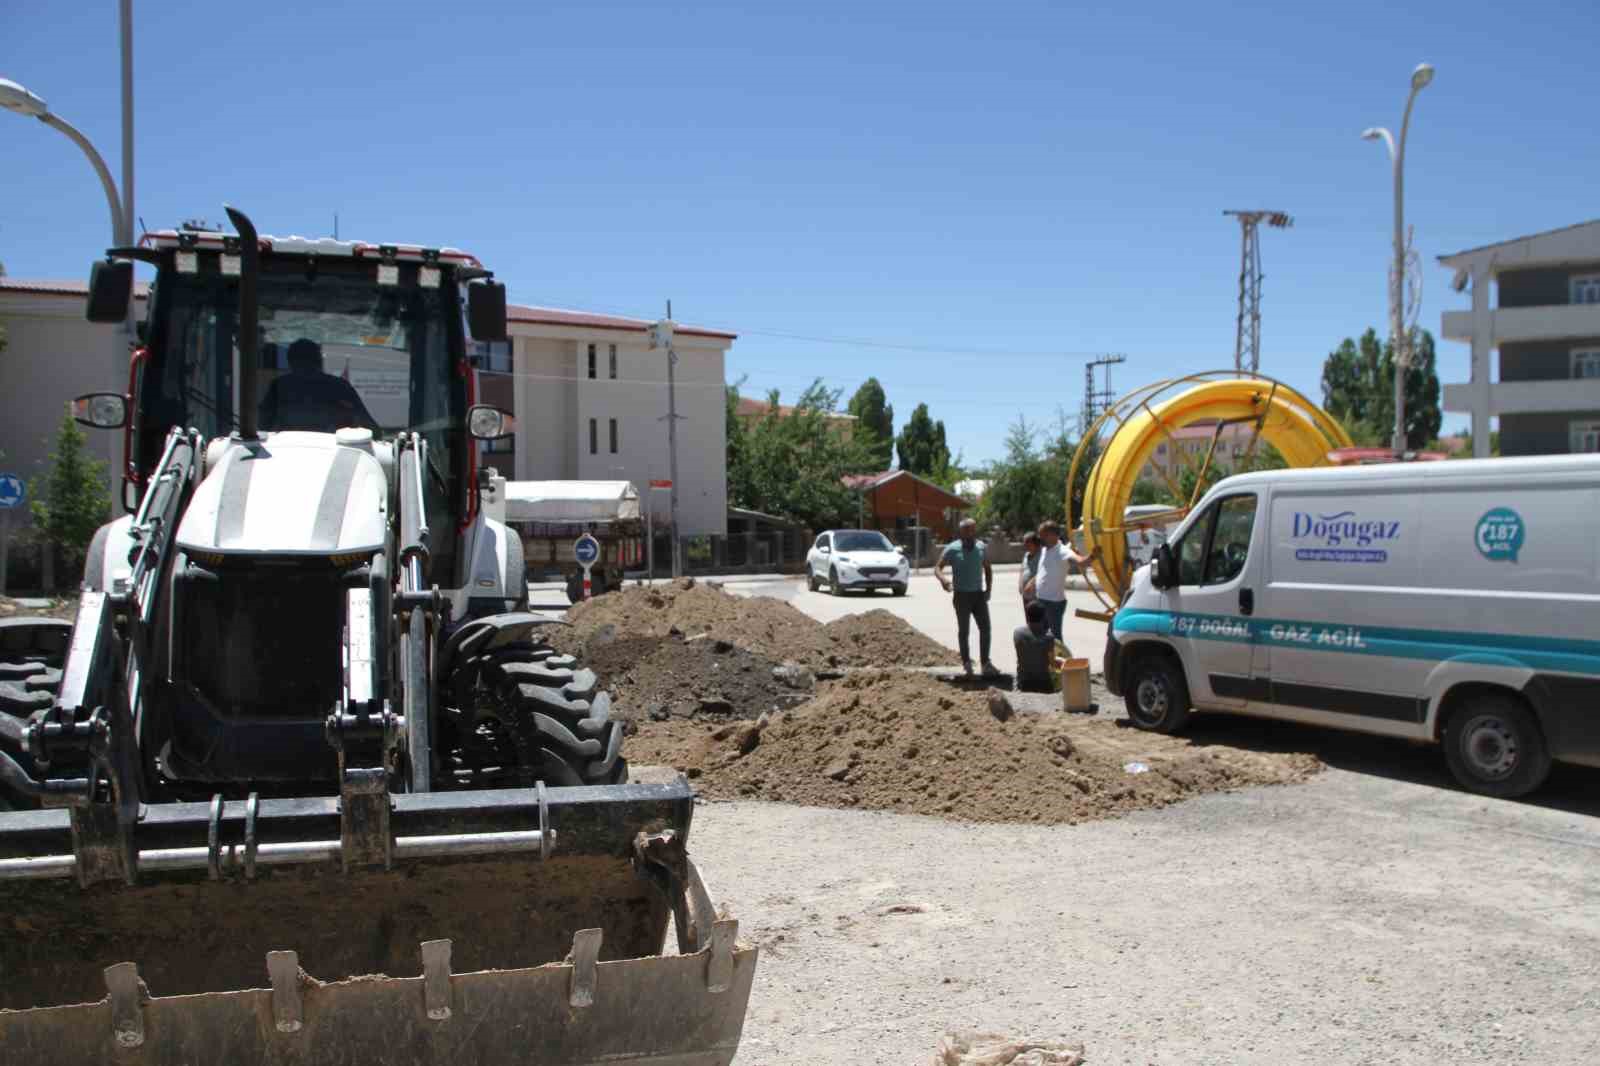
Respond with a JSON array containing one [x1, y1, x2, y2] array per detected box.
[[224, 204, 260, 441]]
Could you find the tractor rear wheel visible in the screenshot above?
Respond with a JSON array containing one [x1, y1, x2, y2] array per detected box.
[[444, 640, 627, 788]]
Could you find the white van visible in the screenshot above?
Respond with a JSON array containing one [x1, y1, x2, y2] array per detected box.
[[1103, 454, 1600, 797]]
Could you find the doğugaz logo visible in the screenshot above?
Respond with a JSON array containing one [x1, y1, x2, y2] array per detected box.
[[1475, 507, 1524, 562], [1290, 510, 1400, 563]]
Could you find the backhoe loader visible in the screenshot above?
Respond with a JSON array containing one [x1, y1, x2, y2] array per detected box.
[[0, 207, 755, 1064]]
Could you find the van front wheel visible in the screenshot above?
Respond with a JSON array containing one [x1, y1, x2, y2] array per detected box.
[[1124, 652, 1192, 734], [1442, 693, 1551, 798]]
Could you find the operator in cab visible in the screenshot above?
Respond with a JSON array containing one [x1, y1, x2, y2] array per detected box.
[[259, 338, 380, 433]]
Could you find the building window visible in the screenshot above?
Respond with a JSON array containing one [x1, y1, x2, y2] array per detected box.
[[1572, 275, 1600, 305], [466, 340, 511, 373], [1572, 420, 1600, 454], [1573, 349, 1600, 379], [589, 418, 597, 455], [587, 343, 597, 379], [608, 344, 618, 380], [608, 418, 618, 454]]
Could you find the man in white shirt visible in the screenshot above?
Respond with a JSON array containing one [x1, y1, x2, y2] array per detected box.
[[1022, 520, 1090, 642]]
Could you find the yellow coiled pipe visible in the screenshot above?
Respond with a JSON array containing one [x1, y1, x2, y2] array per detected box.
[[1072, 375, 1353, 602]]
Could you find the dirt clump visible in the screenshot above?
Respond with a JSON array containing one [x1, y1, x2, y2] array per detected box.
[[576, 634, 811, 725], [556, 579, 957, 669], [628, 671, 1320, 825]]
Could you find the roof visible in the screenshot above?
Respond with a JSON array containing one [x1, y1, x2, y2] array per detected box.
[[144, 230, 482, 267], [733, 395, 856, 419], [509, 304, 736, 341], [841, 469, 968, 507], [1437, 219, 1600, 271], [0, 278, 149, 298]]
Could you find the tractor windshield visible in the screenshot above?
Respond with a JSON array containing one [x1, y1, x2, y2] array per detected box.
[[143, 257, 459, 438]]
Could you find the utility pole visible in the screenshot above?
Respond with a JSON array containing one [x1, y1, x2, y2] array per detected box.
[[1222, 210, 1292, 375], [650, 304, 683, 577], [1080, 354, 1126, 436], [119, 0, 134, 254]]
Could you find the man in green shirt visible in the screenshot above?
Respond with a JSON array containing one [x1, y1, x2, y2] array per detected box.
[[935, 518, 998, 677]]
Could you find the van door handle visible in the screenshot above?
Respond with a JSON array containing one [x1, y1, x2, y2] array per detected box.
[[1239, 588, 1254, 616]]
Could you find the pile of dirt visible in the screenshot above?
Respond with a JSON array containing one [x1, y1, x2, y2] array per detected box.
[[557, 579, 958, 669], [628, 671, 1321, 825], [577, 633, 813, 724]]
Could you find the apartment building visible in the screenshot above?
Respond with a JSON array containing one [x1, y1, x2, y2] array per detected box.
[[502, 305, 736, 537], [1438, 220, 1600, 457]]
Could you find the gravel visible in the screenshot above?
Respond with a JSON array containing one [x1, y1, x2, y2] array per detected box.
[[695, 746, 1600, 1064]]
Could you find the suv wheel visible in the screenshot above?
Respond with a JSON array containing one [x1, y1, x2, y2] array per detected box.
[[807, 566, 820, 592]]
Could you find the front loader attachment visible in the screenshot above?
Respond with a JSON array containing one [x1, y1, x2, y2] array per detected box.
[[0, 769, 756, 1065]]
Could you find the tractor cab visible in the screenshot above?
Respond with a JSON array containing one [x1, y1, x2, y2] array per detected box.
[[88, 227, 508, 585]]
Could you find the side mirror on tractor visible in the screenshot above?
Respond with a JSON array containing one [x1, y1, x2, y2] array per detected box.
[[467, 280, 507, 342], [467, 404, 515, 440], [86, 258, 133, 323], [1152, 543, 1176, 589], [72, 392, 128, 429]]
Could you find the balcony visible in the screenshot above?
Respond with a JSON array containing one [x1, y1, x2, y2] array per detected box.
[[1443, 376, 1600, 415], [1442, 303, 1600, 344]]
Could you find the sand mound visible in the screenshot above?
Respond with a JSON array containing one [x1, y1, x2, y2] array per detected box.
[[628, 672, 1320, 825], [576, 633, 811, 724], [557, 579, 957, 669]]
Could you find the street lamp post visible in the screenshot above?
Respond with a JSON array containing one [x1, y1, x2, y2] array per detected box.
[[1, 78, 126, 243], [1363, 62, 1434, 454]]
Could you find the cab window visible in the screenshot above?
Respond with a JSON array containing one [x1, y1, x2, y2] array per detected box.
[[1168, 493, 1258, 586], [1204, 494, 1258, 585]]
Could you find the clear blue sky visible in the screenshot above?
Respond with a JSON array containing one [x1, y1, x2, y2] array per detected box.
[[3, 1, 1593, 466]]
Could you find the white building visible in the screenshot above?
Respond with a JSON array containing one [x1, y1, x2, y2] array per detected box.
[[1438, 220, 1600, 457], [497, 305, 735, 536], [0, 279, 146, 505], [0, 282, 736, 538]]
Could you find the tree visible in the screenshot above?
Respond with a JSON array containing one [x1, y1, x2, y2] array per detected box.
[[972, 412, 1094, 536], [728, 380, 875, 529], [896, 403, 950, 477], [1321, 327, 1442, 450], [846, 378, 894, 470], [31, 407, 112, 586]]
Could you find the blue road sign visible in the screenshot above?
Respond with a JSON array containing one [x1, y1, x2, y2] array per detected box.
[[0, 474, 24, 510], [574, 534, 600, 567]]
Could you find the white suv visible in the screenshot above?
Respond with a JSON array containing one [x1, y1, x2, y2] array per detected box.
[[806, 529, 910, 596]]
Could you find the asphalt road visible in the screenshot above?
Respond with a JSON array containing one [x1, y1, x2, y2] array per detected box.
[[716, 566, 1112, 675]]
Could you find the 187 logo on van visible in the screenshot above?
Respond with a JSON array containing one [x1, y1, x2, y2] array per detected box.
[[1475, 507, 1524, 563]]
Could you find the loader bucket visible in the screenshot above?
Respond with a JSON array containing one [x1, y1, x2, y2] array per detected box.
[[0, 768, 756, 1065]]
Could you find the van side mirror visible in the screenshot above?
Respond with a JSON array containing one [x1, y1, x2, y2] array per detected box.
[[87, 259, 133, 323], [467, 280, 507, 342], [1153, 543, 1176, 589]]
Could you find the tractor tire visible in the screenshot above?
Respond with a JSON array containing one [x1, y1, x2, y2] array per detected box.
[[0, 618, 72, 717], [446, 640, 628, 788]]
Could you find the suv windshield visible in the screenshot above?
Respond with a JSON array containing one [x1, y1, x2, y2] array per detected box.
[[834, 531, 894, 552]]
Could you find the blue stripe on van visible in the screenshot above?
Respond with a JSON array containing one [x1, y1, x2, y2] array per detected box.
[[1112, 607, 1600, 678]]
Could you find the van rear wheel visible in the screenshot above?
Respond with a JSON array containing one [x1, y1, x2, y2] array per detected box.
[[1123, 651, 1192, 734], [1442, 693, 1550, 798]]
